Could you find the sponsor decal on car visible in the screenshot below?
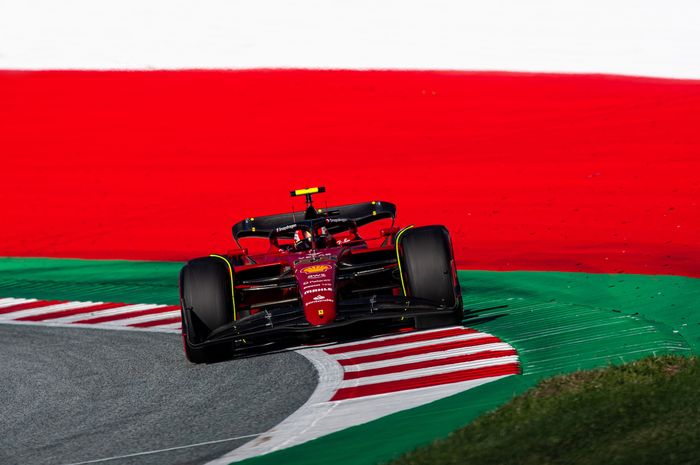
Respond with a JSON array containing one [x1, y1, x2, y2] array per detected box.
[[306, 277, 332, 281], [302, 282, 331, 290], [313, 295, 334, 303], [303, 287, 333, 295], [301, 264, 331, 274], [306, 273, 327, 279], [275, 223, 298, 232]]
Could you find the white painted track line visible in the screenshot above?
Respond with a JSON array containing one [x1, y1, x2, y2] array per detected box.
[[327, 326, 472, 350], [0, 301, 103, 320], [342, 342, 515, 372], [0, 297, 182, 332], [0, 297, 36, 308], [152, 322, 182, 331], [47, 303, 167, 323], [104, 310, 181, 326], [59, 433, 263, 465], [337, 355, 519, 387], [206, 348, 345, 465], [0, 319, 182, 334], [327, 332, 490, 359]]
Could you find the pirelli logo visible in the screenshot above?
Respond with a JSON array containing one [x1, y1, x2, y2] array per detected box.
[[301, 264, 331, 274]]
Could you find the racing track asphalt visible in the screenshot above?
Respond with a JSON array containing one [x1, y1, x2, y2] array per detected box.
[[0, 325, 317, 465]]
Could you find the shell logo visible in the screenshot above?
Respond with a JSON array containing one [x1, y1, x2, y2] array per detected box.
[[301, 264, 331, 274]]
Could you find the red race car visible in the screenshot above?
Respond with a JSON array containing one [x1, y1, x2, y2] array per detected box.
[[179, 187, 463, 363]]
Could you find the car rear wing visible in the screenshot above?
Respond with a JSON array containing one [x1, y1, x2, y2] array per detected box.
[[231, 201, 396, 243]]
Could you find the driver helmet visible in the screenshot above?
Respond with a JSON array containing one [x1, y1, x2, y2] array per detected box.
[[293, 229, 312, 250]]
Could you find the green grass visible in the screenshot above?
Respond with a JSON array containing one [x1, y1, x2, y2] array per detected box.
[[387, 355, 700, 465]]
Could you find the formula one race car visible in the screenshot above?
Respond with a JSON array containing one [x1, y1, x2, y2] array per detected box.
[[179, 187, 463, 363]]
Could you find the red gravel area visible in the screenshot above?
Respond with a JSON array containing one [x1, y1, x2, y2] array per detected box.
[[1, 70, 698, 276]]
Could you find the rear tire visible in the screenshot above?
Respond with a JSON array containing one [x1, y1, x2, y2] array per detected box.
[[397, 226, 463, 329], [180, 256, 235, 363]]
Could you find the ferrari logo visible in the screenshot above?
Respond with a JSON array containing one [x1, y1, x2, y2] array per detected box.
[[302, 264, 331, 274], [318, 309, 324, 316]]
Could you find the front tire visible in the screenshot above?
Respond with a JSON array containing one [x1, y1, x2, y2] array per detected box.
[[397, 226, 463, 329], [179, 256, 235, 363]]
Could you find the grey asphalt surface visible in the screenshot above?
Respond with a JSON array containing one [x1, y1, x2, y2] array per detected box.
[[0, 325, 317, 465]]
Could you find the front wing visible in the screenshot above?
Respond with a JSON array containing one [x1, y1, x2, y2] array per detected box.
[[184, 296, 460, 354]]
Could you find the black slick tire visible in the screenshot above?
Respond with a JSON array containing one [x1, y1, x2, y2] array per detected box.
[[397, 225, 463, 329], [179, 256, 235, 363]]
